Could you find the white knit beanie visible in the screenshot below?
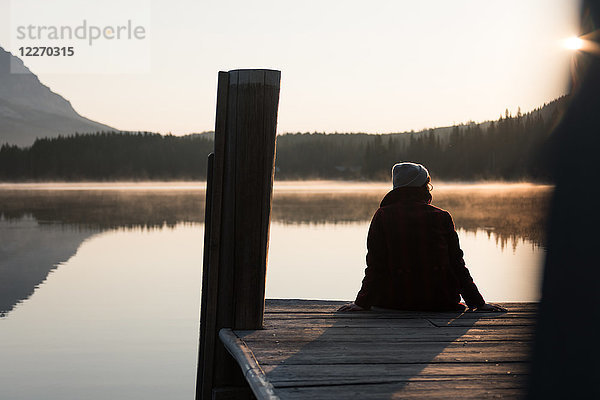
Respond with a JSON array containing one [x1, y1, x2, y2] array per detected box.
[[392, 162, 430, 189]]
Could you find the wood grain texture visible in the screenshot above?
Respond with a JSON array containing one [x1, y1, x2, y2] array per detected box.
[[275, 379, 526, 400], [232, 69, 280, 329], [242, 341, 531, 365], [264, 299, 537, 313], [197, 69, 281, 399], [220, 328, 279, 400], [237, 326, 533, 342], [223, 300, 535, 399], [197, 71, 231, 400], [261, 362, 530, 387], [264, 312, 536, 319]]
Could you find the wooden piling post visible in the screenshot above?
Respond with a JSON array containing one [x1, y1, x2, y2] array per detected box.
[[197, 69, 281, 400]]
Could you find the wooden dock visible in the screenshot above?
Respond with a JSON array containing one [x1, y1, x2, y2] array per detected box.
[[195, 69, 538, 399], [220, 300, 535, 399]]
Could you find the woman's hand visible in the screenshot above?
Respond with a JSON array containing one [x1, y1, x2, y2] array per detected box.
[[337, 302, 366, 312], [472, 303, 508, 312]]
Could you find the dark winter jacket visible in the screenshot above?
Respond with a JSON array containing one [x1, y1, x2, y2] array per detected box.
[[354, 187, 485, 310]]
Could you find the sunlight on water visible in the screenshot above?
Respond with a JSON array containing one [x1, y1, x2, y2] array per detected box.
[[0, 180, 552, 192], [457, 230, 543, 302], [267, 223, 543, 302], [0, 181, 208, 191]]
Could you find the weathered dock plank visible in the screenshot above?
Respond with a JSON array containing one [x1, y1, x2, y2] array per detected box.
[[264, 312, 537, 319], [261, 363, 530, 387], [220, 300, 535, 399], [275, 379, 526, 400], [263, 318, 437, 329], [237, 326, 533, 342], [238, 342, 531, 365], [264, 301, 538, 313]]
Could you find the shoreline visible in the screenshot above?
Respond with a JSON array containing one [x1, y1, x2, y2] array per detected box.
[[0, 180, 554, 192]]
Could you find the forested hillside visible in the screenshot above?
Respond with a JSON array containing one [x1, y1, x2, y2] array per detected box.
[[0, 97, 567, 181]]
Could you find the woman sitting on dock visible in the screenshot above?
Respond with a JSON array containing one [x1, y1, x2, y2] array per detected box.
[[338, 162, 505, 312]]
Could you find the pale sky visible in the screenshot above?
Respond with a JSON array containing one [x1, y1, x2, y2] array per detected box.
[[0, 0, 581, 135]]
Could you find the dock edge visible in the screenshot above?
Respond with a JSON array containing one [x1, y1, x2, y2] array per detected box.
[[219, 328, 280, 400]]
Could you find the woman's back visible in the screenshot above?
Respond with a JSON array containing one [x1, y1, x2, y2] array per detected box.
[[357, 188, 474, 310], [339, 162, 503, 313]]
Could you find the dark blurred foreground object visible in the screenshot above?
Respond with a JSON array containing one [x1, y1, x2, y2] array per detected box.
[[529, 2, 600, 398]]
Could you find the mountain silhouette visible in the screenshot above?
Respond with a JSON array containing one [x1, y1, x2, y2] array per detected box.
[[0, 47, 115, 147]]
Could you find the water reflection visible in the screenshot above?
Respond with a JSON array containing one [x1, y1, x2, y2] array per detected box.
[[0, 183, 549, 400], [0, 217, 99, 316], [0, 189, 203, 229], [0, 183, 551, 246], [273, 185, 551, 249], [0, 224, 202, 400], [266, 223, 544, 302], [0, 183, 551, 316]]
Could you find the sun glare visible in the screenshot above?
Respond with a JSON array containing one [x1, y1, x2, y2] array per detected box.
[[564, 36, 584, 50]]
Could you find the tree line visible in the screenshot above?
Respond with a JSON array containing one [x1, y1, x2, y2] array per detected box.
[[0, 97, 567, 181], [0, 132, 213, 180]]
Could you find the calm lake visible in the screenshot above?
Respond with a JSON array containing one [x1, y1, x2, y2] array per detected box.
[[0, 181, 550, 399]]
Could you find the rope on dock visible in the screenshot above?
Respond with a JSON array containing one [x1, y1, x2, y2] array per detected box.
[[219, 328, 280, 400]]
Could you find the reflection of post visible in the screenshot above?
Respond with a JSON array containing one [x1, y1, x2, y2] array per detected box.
[[196, 69, 281, 399]]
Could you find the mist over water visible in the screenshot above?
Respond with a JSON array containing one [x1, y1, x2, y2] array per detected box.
[[0, 182, 549, 400]]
